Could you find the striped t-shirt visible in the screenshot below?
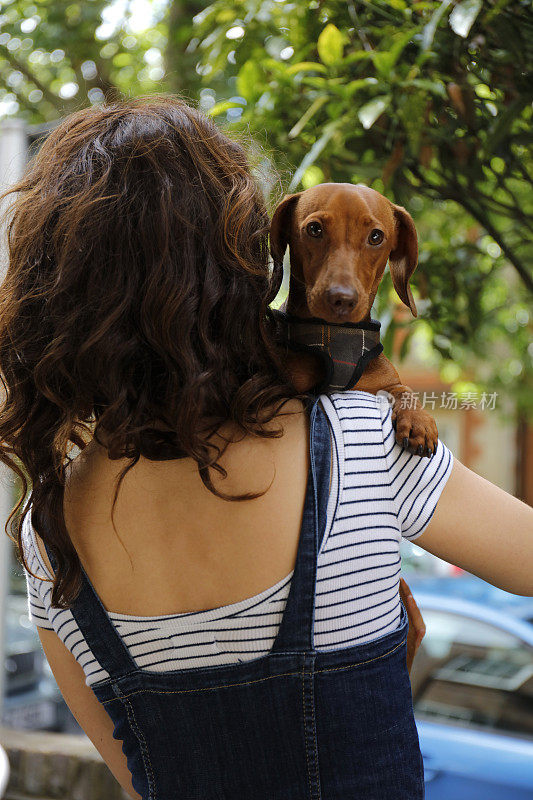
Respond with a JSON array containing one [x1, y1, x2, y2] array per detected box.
[[22, 390, 453, 687]]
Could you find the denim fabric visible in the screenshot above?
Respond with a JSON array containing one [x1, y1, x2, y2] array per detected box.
[[43, 396, 424, 799]]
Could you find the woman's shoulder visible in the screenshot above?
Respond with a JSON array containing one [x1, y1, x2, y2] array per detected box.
[[320, 390, 454, 542], [20, 506, 54, 580], [322, 389, 387, 410], [319, 390, 391, 431], [317, 390, 392, 474]]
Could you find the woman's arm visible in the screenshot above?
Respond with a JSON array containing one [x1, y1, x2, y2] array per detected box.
[[413, 458, 533, 596], [36, 626, 142, 800]]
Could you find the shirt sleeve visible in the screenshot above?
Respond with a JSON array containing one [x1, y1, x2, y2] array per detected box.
[[379, 399, 454, 540], [20, 514, 55, 630]]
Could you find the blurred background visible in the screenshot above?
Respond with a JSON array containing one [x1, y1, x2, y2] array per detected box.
[[0, 0, 532, 797]]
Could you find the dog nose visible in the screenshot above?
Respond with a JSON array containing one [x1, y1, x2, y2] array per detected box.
[[325, 285, 358, 315]]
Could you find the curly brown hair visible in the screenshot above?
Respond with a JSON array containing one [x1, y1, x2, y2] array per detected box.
[[0, 93, 301, 609]]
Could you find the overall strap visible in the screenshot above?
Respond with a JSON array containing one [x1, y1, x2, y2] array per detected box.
[[270, 394, 331, 653], [38, 514, 139, 678]]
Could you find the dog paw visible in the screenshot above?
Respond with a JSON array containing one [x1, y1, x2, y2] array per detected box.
[[391, 405, 439, 457]]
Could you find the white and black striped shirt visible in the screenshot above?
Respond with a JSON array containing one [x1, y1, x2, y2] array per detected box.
[[22, 391, 453, 686]]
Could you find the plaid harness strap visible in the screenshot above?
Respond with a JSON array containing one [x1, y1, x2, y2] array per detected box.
[[270, 308, 383, 394]]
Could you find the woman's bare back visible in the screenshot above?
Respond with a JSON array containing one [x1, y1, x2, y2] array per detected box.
[[37, 399, 312, 617]]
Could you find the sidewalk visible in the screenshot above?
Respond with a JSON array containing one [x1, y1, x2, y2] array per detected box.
[[0, 726, 129, 799]]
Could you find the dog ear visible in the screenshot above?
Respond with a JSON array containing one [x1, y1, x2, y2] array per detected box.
[[388, 204, 418, 317], [269, 193, 301, 269]]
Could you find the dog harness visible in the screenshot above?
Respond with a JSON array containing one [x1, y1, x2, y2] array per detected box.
[[270, 308, 384, 393]]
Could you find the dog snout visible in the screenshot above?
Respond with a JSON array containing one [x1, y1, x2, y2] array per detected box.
[[325, 285, 358, 316]]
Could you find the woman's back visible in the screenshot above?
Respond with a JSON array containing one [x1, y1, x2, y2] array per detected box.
[[58, 396, 311, 617]]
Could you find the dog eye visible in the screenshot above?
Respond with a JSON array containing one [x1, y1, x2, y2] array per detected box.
[[306, 221, 322, 238], [368, 229, 384, 245]]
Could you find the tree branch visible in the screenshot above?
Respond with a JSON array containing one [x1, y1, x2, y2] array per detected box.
[[0, 45, 67, 113], [460, 198, 533, 294], [408, 164, 533, 294]]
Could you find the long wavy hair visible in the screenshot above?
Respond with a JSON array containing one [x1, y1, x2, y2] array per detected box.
[[0, 94, 300, 609]]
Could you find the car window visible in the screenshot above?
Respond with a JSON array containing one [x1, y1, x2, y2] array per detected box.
[[411, 608, 533, 739]]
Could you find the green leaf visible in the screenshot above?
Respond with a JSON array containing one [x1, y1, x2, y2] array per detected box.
[[302, 165, 325, 189], [216, 10, 238, 23], [344, 77, 379, 97], [399, 78, 447, 97], [288, 96, 328, 139], [236, 60, 262, 99], [373, 28, 417, 77], [422, 0, 453, 50], [449, 0, 482, 38], [300, 76, 340, 90], [483, 95, 532, 157], [344, 50, 373, 65], [288, 118, 343, 191], [206, 100, 243, 118], [400, 90, 427, 155], [357, 95, 390, 130], [372, 51, 395, 77], [317, 23, 345, 66], [285, 61, 328, 76]]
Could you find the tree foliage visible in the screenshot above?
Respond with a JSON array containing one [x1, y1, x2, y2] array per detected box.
[[0, 0, 531, 413], [0, 0, 208, 116]]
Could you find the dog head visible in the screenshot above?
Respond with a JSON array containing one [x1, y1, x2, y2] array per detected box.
[[270, 182, 418, 323]]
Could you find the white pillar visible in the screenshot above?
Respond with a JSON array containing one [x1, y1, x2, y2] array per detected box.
[[0, 117, 28, 710]]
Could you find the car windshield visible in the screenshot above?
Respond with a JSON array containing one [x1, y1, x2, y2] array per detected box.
[[411, 609, 533, 739]]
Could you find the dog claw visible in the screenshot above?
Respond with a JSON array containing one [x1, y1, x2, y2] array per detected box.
[[402, 437, 409, 450], [417, 444, 424, 456]]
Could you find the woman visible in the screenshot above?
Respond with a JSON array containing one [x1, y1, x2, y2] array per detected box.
[[1, 95, 531, 800]]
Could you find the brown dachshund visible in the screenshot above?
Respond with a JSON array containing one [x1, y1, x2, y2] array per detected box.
[[270, 182, 438, 457]]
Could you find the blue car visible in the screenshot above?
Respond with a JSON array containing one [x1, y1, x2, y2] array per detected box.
[[3, 595, 73, 732], [407, 575, 533, 799]]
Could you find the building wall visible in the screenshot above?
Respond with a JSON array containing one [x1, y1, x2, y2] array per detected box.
[[400, 366, 519, 497]]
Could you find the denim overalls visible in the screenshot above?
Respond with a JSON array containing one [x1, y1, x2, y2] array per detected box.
[[43, 396, 424, 799]]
